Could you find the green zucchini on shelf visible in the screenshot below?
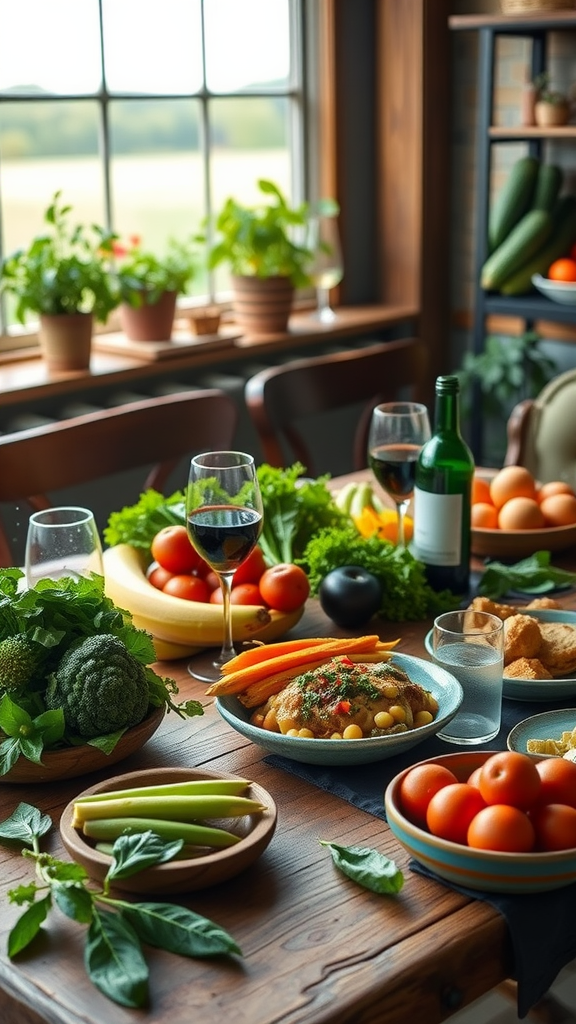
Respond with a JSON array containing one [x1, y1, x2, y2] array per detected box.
[[481, 208, 553, 291], [488, 154, 539, 253], [500, 195, 576, 296]]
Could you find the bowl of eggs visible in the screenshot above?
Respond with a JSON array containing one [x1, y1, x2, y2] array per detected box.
[[470, 467, 576, 559]]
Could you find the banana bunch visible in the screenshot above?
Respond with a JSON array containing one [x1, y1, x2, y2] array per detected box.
[[333, 480, 385, 519], [103, 545, 304, 660]]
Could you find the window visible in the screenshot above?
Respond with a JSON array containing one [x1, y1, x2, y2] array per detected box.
[[0, 0, 307, 342]]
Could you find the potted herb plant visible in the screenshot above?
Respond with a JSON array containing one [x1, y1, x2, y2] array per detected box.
[[0, 192, 117, 371], [533, 72, 572, 127], [110, 235, 197, 342], [207, 179, 314, 335]]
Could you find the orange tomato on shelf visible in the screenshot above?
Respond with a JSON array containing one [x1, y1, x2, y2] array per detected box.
[[548, 257, 576, 282]]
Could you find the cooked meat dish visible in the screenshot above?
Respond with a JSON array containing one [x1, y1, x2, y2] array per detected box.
[[248, 657, 439, 739]]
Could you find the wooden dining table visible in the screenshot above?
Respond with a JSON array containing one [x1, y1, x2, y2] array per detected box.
[[1, 507, 576, 1024]]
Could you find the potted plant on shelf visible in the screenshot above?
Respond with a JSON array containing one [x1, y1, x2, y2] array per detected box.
[[0, 191, 117, 372], [533, 72, 572, 127], [109, 234, 198, 342], [206, 178, 315, 336]]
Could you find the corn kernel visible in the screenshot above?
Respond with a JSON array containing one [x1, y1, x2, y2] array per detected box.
[[389, 704, 407, 723], [342, 724, 363, 739], [414, 710, 434, 727], [298, 728, 314, 738]]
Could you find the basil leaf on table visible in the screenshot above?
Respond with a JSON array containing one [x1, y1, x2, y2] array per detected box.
[[320, 840, 404, 894], [478, 551, 576, 601]]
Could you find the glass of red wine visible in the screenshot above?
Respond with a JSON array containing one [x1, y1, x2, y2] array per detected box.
[[368, 402, 431, 549], [186, 451, 263, 682]]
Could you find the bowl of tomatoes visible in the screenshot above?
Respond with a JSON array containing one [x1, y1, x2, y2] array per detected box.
[[384, 750, 576, 893], [532, 273, 576, 306]]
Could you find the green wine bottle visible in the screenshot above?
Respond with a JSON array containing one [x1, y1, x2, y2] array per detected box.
[[413, 375, 474, 594]]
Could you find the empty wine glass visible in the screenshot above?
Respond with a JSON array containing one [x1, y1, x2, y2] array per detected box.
[[186, 451, 263, 683], [25, 507, 104, 587], [368, 403, 431, 549], [306, 211, 344, 323]]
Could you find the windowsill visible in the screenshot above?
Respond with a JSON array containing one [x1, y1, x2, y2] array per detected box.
[[0, 303, 419, 406]]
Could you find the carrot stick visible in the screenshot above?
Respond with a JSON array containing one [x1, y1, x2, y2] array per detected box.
[[238, 659, 331, 708], [219, 637, 342, 676], [205, 635, 383, 697]]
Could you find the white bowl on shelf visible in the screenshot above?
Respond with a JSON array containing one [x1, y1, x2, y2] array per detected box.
[[531, 274, 576, 306]]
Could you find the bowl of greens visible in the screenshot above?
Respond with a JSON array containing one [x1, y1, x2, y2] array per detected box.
[[0, 569, 201, 783]]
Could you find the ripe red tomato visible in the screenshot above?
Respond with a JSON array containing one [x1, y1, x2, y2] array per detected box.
[[477, 751, 541, 810], [162, 574, 210, 602], [204, 570, 221, 592], [232, 547, 267, 587], [210, 583, 265, 606], [534, 757, 576, 809], [147, 565, 174, 591], [151, 525, 201, 574], [467, 804, 535, 852], [529, 803, 576, 852], [426, 783, 486, 845], [259, 563, 310, 612], [398, 763, 458, 828]]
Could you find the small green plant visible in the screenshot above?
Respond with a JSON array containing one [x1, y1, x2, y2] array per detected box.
[[109, 234, 198, 308], [533, 71, 569, 106], [207, 178, 316, 288], [457, 330, 558, 421], [0, 191, 117, 323]]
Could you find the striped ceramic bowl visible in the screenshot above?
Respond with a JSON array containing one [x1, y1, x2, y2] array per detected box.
[[384, 750, 576, 894]]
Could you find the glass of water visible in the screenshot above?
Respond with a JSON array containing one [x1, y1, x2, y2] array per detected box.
[[432, 609, 504, 745], [25, 507, 104, 587]]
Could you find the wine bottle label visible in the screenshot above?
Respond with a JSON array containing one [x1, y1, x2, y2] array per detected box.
[[412, 488, 463, 566]]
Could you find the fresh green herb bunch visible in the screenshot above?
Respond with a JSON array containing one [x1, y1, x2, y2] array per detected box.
[[207, 178, 315, 288], [108, 234, 198, 308], [0, 191, 118, 323], [0, 803, 241, 1008]]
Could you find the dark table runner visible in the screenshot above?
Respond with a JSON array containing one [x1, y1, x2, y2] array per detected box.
[[265, 693, 576, 1018]]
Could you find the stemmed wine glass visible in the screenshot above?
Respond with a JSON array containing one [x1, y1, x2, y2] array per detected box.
[[186, 451, 263, 683], [25, 507, 104, 587], [368, 403, 431, 549], [306, 212, 344, 323]]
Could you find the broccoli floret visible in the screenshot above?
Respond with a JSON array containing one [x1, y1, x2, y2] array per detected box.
[[0, 634, 40, 692], [45, 634, 150, 739]]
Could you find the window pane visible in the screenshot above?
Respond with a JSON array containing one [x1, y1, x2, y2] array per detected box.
[[0, 0, 102, 94], [102, 0, 203, 95], [205, 0, 290, 92], [109, 98, 204, 297], [0, 101, 105, 255]]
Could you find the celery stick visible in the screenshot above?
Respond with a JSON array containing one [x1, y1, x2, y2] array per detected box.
[[74, 779, 252, 804], [72, 794, 266, 827], [83, 817, 241, 847]]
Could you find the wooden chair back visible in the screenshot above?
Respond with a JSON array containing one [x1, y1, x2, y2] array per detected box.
[[0, 389, 238, 566], [244, 338, 428, 474], [504, 368, 576, 488]]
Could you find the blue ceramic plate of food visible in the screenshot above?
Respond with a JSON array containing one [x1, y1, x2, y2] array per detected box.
[[215, 653, 463, 766], [425, 608, 576, 702], [507, 709, 576, 758]]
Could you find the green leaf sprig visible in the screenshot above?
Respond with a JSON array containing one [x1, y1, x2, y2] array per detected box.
[[319, 840, 404, 895], [479, 551, 576, 600], [1, 803, 241, 1009]]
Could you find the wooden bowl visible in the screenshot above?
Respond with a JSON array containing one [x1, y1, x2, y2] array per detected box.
[[1, 705, 165, 785], [470, 522, 576, 559], [60, 767, 277, 894]]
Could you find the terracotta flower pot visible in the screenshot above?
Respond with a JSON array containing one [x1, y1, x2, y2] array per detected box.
[[231, 275, 294, 336], [534, 101, 570, 127], [39, 312, 93, 372], [119, 290, 177, 342]]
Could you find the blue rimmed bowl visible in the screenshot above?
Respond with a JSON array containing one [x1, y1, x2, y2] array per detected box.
[[385, 750, 576, 893]]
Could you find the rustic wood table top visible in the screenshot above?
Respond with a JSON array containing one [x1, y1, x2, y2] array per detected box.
[[1, 500, 575, 1024]]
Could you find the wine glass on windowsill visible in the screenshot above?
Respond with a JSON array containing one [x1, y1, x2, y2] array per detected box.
[[185, 451, 263, 683], [306, 203, 343, 323]]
